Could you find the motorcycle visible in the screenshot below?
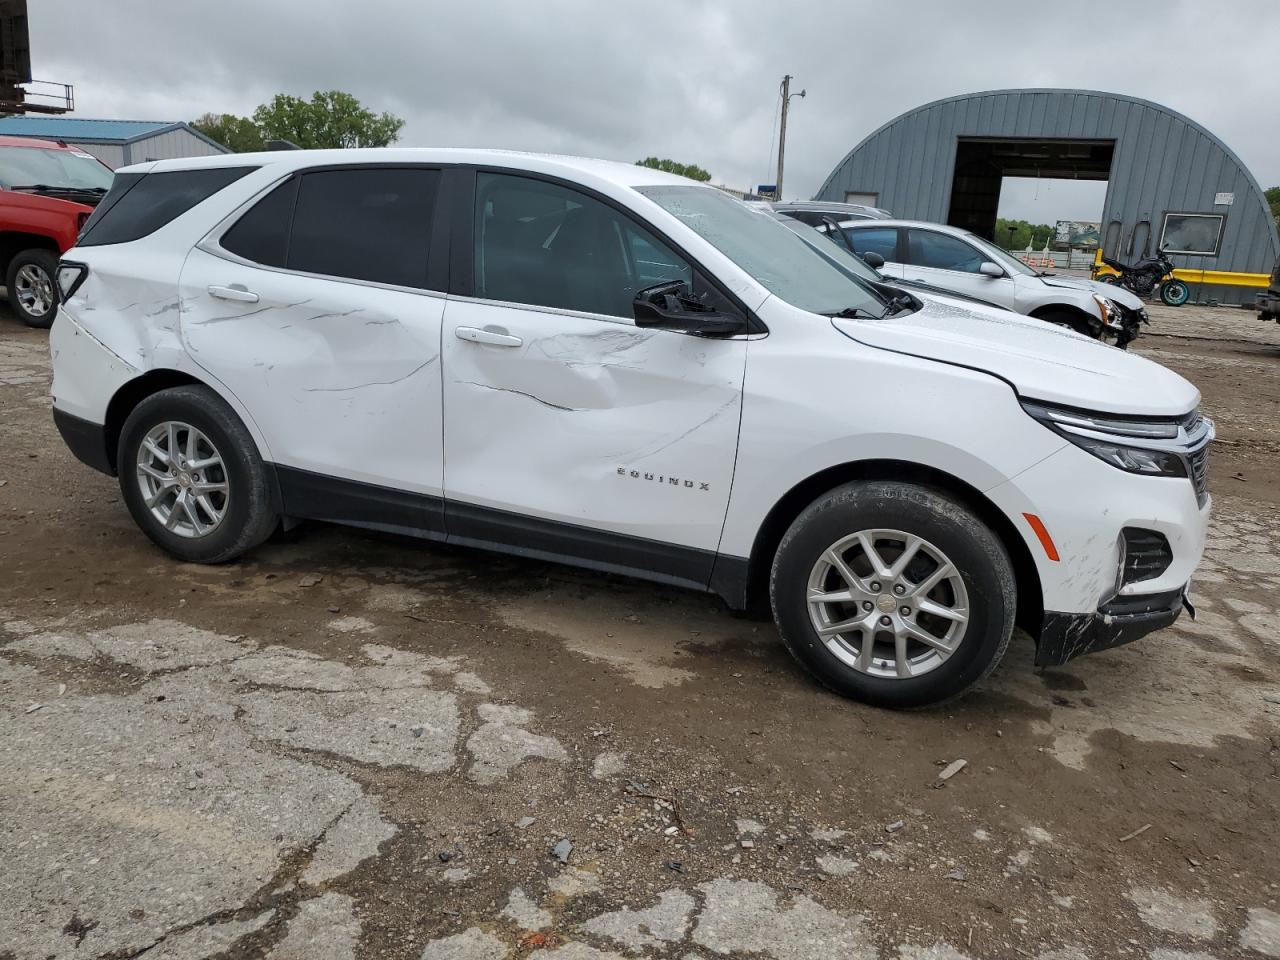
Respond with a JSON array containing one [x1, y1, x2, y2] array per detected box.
[[1097, 248, 1190, 306]]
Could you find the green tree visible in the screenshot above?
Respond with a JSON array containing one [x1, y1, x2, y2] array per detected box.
[[191, 112, 265, 153], [636, 157, 712, 182], [251, 91, 405, 149], [995, 218, 1055, 250], [1266, 186, 1280, 228]]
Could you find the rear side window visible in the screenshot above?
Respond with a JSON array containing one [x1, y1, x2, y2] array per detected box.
[[287, 168, 438, 287], [221, 177, 299, 268], [78, 167, 255, 247]]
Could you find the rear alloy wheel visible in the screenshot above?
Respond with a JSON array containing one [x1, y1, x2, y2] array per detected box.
[[118, 385, 278, 563], [771, 481, 1016, 708], [135, 421, 231, 539], [6, 249, 60, 328]]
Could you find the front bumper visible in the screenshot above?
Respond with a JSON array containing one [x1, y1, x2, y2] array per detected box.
[[1036, 588, 1186, 667]]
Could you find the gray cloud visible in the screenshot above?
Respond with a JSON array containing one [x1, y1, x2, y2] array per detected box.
[[29, 0, 1280, 214]]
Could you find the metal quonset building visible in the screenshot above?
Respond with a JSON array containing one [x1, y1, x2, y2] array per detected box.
[[0, 116, 228, 169], [815, 89, 1280, 305]]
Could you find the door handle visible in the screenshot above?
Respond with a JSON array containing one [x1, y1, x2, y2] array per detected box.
[[208, 284, 260, 303], [455, 326, 522, 348]]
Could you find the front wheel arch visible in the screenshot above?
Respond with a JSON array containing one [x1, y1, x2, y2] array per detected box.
[[739, 459, 1043, 636], [1029, 303, 1100, 338]]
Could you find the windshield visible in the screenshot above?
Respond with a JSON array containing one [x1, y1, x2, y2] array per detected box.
[[0, 146, 114, 191], [636, 184, 887, 316], [965, 233, 1038, 277]]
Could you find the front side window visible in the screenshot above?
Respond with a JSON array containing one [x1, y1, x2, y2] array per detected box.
[[474, 173, 691, 318], [638, 184, 887, 317], [905, 229, 987, 273], [287, 168, 439, 287], [966, 233, 1037, 276], [845, 226, 900, 262]]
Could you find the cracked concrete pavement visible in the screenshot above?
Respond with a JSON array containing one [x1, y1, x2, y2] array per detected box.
[[2, 307, 1280, 959]]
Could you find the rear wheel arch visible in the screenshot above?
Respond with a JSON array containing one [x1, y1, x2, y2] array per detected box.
[[741, 459, 1043, 635], [104, 370, 204, 474]]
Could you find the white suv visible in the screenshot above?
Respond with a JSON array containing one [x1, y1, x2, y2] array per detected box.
[[49, 149, 1212, 707], [841, 219, 1150, 347]]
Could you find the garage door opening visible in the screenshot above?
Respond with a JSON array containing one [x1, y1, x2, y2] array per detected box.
[[947, 137, 1114, 241]]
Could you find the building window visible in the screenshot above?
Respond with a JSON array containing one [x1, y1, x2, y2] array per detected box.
[[1159, 213, 1225, 257], [844, 191, 879, 206]]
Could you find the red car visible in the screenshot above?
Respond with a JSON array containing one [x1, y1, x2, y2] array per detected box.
[[0, 134, 112, 327]]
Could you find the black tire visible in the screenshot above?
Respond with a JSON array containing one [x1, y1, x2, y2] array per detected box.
[[1160, 280, 1190, 306], [117, 385, 278, 563], [6, 248, 59, 328], [1038, 307, 1097, 339], [770, 481, 1016, 708]]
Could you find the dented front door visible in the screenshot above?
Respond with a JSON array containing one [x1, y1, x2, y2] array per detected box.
[[440, 299, 746, 562]]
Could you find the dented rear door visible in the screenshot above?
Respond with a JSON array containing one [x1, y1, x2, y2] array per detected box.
[[179, 166, 447, 506]]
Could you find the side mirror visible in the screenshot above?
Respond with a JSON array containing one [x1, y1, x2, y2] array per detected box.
[[861, 251, 886, 270], [632, 282, 746, 337], [979, 261, 1004, 278]]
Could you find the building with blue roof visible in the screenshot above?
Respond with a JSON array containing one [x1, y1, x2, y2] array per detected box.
[[0, 116, 228, 168]]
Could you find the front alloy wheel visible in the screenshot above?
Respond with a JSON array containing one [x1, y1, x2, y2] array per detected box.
[[1160, 280, 1190, 306], [770, 481, 1015, 708], [807, 529, 969, 679]]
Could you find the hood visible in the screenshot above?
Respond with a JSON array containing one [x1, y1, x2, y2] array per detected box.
[[1037, 272, 1144, 309], [834, 296, 1199, 417], [0, 187, 98, 213]]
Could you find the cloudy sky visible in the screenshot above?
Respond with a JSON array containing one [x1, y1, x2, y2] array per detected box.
[[30, 0, 1280, 223]]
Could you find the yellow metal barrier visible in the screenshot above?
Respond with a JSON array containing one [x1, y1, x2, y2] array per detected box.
[[1091, 249, 1270, 289]]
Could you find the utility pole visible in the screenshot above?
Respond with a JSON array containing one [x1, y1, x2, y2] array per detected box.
[[776, 74, 805, 201]]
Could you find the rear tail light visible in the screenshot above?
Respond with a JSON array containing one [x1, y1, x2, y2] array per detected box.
[[56, 261, 89, 300]]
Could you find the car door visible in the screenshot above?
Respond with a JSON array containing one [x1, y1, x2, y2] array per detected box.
[[439, 170, 748, 587], [900, 227, 1015, 307], [843, 225, 905, 278], [180, 165, 448, 531]]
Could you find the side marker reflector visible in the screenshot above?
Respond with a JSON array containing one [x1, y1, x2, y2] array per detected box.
[[1023, 513, 1060, 562]]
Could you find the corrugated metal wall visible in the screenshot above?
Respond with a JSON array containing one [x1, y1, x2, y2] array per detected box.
[[124, 129, 225, 165], [66, 141, 125, 169], [815, 89, 1280, 303]]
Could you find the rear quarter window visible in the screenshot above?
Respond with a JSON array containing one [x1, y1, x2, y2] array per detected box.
[[220, 177, 299, 268], [77, 167, 256, 247]]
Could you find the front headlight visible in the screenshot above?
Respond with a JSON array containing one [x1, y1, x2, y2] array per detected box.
[[1022, 400, 1192, 478], [1092, 293, 1113, 323], [1060, 436, 1187, 476]]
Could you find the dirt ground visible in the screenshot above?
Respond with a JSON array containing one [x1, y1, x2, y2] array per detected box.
[[1, 300, 1278, 960]]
